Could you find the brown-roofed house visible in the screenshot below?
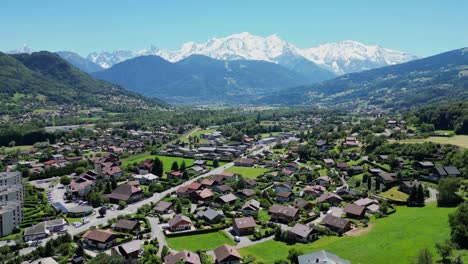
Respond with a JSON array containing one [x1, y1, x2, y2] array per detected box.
[[82, 229, 117, 249], [233, 158, 256, 167], [316, 192, 343, 206], [233, 216, 256, 236], [288, 223, 319, 243], [321, 214, 352, 234], [153, 201, 173, 214], [168, 214, 192, 232], [114, 219, 140, 233], [269, 204, 299, 223], [343, 204, 366, 219], [214, 244, 242, 264], [164, 250, 201, 264], [108, 184, 142, 204]]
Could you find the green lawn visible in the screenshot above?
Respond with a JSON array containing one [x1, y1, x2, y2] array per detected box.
[[240, 204, 464, 264], [394, 135, 468, 149], [225, 166, 272, 179], [122, 154, 194, 174], [180, 129, 217, 143], [167, 231, 235, 251], [1, 145, 33, 153], [381, 187, 409, 202], [257, 209, 271, 222]]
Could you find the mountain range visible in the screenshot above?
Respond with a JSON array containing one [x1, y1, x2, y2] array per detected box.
[[254, 47, 468, 108], [92, 54, 312, 104], [0, 51, 166, 114], [86, 32, 417, 75]]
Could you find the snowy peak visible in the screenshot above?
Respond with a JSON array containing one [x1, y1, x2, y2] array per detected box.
[[8, 44, 34, 54], [84, 32, 417, 74]]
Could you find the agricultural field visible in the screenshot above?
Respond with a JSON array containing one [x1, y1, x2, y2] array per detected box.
[[225, 166, 272, 179], [167, 231, 235, 251], [180, 128, 217, 143], [239, 204, 466, 264], [0, 145, 33, 153], [393, 135, 468, 149]]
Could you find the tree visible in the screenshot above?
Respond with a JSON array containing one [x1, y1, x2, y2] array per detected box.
[[287, 248, 303, 264], [367, 177, 372, 190], [449, 201, 468, 249], [274, 226, 283, 240], [161, 245, 170, 259], [437, 177, 462, 207], [98, 206, 107, 217], [213, 159, 219, 168], [88, 253, 126, 264], [44, 240, 54, 257], [407, 186, 417, 206], [104, 182, 112, 194], [59, 175, 71, 185], [415, 247, 433, 264], [435, 240, 455, 263], [416, 184, 425, 206], [375, 177, 381, 191], [183, 170, 189, 180], [180, 160, 187, 172], [236, 176, 246, 190], [87, 192, 103, 207], [118, 200, 127, 209], [171, 161, 179, 171], [152, 158, 163, 176], [111, 179, 117, 190]]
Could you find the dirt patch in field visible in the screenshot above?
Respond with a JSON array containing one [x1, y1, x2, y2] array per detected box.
[[345, 223, 374, 236]]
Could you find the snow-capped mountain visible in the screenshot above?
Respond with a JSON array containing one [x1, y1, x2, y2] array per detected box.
[[8, 44, 34, 54], [85, 32, 417, 75]]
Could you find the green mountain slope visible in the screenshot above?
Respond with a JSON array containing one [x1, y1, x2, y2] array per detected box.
[[0, 51, 166, 114], [255, 48, 468, 108]]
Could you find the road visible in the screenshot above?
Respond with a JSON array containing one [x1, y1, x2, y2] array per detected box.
[[425, 186, 438, 203]]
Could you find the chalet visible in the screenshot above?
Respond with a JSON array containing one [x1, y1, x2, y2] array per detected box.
[[233, 158, 256, 167], [82, 229, 118, 249], [269, 204, 299, 223], [316, 176, 332, 187], [316, 192, 343, 206], [336, 162, 347, 171], [298, 251, 350, 264], [167, 171, 183, 180], [114, 219, 140, 233], [219, 171, 236, 180], [245, 179, 257, 188], [195, 208, 224, 224], [176, 186, 192, 198], [165, 250, 201, 264], [294, 199, 313, 210], [193, 188, 215, 201], [413, 161, 435, 170], [238, 188, 256, 199], [433, 166, 461, 179], [108, 184, 142, 204], [321, 214, 352, 234], [276, 190, 294, 202], [233, 216, 256, 236], [302, 185, 326, 198], [378, 172, 398, 185], [343, 204, 366, 219], [323, 159, 335, 166], [335, 188, 358, 199], [111, 240, 142, 259], [274, 182, 293, 193], [153, 201, 172, 214], [193, 160, 207, 167], [354, 198, 380, 213], [344, 137, 359, 148], [102, 166, 122, 179], [201, 178, 216, 187], [214, 185, 233, 194], [168, 214, 192, 232], [399, 180, 421, 195], [137, 159, 153, 174], [288, 223, 319, 243], [187, 182, 203, 191], [219, 193, 239, 204], [214, 244, 242, 264], [241, 199, 261, 215]]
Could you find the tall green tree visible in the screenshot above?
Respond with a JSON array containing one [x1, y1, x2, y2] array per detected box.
[[449, 201, 468, 249], [437, 177, 462, 207], [171, 161, 179, 171], [415, 247, 433, 264]]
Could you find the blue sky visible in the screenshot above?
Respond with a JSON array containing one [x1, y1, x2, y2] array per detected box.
[[1, 0, 467, 57]]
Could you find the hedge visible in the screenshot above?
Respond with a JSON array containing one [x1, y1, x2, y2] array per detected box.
[[165, 225, 229, 238]]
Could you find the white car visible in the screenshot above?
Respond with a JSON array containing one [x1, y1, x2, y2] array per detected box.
[[234, 236, 241, 242]]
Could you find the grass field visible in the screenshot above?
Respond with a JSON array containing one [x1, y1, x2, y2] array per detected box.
[[122, 153, 194, 174], [180, 129, 217, 143], [393, 135, 468, 149], [167, 230, 235, 251], [381, 187, 409, 202], [225, 166, 272, 179], [239, 204, 465, 264], [0, 145, 33, 153]]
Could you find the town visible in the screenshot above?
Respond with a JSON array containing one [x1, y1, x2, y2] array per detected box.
[[0, 107, 466, 264]]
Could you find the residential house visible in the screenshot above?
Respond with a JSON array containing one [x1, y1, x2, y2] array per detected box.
[[433, 166, 461, 179], [316, 193, 343, 206], [23, 218, 67, 242], [108, 184, 143, 204], [153, 201, 172, 214], [316, 176, 332, 187], [111, 240, 143, 258], [233, 216, 256, 236], [137, 159, 153, 175], [195, 208, 224, 224], [176, 187, 192, 198], [164, 250, 201, 264], [269, 204, 299, 223], [399, 181, 422, 194], [133, 173, 158, 185], [288, 223, 319, 243], [219, 193, 239, 204], [241, 199, 261, 216], [114, 219, 140, 233], [214, 244, 242, 264], [321, 214, 352, 234], [193, 188, 215, 202], [274, 182, 293, 194], [343, 204, 366, 219], [276, 190, 294, 203], [378, 172, 398, 186], [323, 159, 335, 167], [354, 198, 380, 213], [233, 158, 255, 167], [302, 185, 326, 198], [298, 250, 350, 264], [238, 189, 256, 199], [167, 171, 183, 180], [82, 229, 118, 249], [294, 199, 313, 210], [168, 214, 192, 232], [214, 185, 233, 194]]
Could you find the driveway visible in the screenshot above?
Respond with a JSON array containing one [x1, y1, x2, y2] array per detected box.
[[425, 186, 438, 203]]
